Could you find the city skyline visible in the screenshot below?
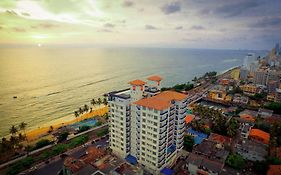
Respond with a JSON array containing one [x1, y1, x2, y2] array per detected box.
[[0, 0, 280, 50]]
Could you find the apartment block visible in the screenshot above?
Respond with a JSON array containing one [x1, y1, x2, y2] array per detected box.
[[107, 76, 188, 174]]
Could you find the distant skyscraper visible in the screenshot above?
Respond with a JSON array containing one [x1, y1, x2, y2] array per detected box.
[[108, 76, 188, 174], [240, 68, 248, 80], [254, 70, 267, 85], [275, 43, 280, 56]]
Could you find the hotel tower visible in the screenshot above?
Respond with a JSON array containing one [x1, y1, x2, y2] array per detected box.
[[107, 76, 188, 174]]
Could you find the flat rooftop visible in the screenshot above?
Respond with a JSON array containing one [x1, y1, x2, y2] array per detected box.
[[108, 88, 131, 99]]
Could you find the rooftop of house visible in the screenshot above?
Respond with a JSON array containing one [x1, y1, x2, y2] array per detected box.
[[239, 109, 258, 117], [249, 129, 270, 144], [186, 153, 224, 173], [64, 156, 85, 173], [208, 133, 232, 145], [134, 90, 187, 110], [240, 113, 255, 122], [193, 140, 229, 162], [258, 108, 273, 117], [185, 114, 194, 124], [236, 139, 268, 156], [147, 75, 163, 82], [129, 79, 146, 86], [80, 147, 107, 164], [267, 165, 281, 175]]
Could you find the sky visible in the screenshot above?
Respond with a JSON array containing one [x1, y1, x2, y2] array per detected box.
[[0, 0, 280, 50]]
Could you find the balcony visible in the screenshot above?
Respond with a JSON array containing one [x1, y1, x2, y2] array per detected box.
[[136, 105, 140, 110], [160, 116, 168, 122], [160, 110, 168, 116], [160, 121, 167, 129]]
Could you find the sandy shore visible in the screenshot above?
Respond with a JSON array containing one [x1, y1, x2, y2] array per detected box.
[[26, 106, 108, 141]]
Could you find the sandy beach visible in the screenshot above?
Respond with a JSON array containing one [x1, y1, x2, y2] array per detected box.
[[26, 106, 108, 141]]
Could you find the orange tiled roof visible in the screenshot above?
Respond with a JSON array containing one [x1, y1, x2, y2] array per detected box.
[[129, 79, 146, 86], [185, 115, 194, 124], [134, 90, 187, 110], [147, 75, 163, 82], [249, 129, 270, 144], [240, 114, 255, 122], [267, 165, 281, 175], [209, 133, 232, 144]]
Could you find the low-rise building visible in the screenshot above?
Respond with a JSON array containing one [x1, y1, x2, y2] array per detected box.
[[249, 129, 270, 145], [236, 139, 268, 161], [240, 84, 257, 95], [258, 108, 273, 118], [239, 123, 252, 139], [233, 94, 249, 105], [208, 133, 232, 148], [186, 140, 229, 175]]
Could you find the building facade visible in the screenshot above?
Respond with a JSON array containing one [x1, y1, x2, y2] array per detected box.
[[108, 76, 188, 174]]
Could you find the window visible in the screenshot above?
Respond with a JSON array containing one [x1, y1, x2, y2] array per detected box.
[[142, 125, 146, 128], [121, 106, 123, 110], [153, 128, 157, 132], [154, 109, 158, 113], [154, 116, 158, 120], [143, 119, 146, 122], [120, 112, 123, 115], [143, 113, 146, 116], [154, 122, 158, 126]]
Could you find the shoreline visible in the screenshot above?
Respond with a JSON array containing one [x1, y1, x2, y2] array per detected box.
[[5, 106, 108, 141]]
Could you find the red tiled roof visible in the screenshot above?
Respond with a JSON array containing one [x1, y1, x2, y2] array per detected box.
[[134, 90, 187, 110], [185, 115, 194, 124], [240, 114, 255, 122], [147, 75, 163, 82], [129, 79, 146, 86], [249, 129, 270, 144], [267, 165, 281, 175], [209, 133, 232, 145]]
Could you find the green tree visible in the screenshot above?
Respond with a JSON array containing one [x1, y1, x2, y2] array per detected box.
[[226, 153, 246, 170], [183, 135, 194, 152], [9, 125, 18, 136], [58, 132, 69, 142]]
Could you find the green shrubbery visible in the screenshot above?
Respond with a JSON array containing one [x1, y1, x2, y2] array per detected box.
[[34, 139, 51, 150], [96, 128, 109, 137], [226, 153, 245, 170], [6, 157, 34, 175]]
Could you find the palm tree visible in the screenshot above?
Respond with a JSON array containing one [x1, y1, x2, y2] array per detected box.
[[84, 104, 89, 112], [19, 122, 27, 135], [97, 98, 102, 107], [74, 111, 79, 118], [18, 133, 26, 142], [79, 107, 83, 114], [103, 98, 108, 105], [9, 135, 18, 147], [91, 99, 96, 107], [9, 125, 18, 136]]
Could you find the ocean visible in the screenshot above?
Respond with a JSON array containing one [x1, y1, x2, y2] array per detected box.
[[0, 47, 266, 137]]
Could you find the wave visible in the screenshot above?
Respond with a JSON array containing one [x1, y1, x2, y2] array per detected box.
[[222, 58, 239, 63], [46, 91, 62, 96]]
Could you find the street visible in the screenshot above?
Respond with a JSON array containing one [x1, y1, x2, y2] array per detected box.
[[26, 136, 109, 175]]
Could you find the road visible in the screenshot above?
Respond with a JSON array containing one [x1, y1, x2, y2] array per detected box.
[[25, 136, 109, 175]]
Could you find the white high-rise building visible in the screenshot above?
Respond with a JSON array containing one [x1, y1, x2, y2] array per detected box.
[[108, 76, 188, 174]]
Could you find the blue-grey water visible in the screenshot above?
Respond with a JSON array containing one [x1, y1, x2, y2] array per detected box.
[[0, 47, 266, 136]]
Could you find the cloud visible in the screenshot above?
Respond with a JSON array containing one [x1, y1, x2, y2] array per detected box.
[[32, 23, 59, 29], [104, 23, 115, 28], [161, 2, 181, 15], [175, 26, 183, 30], [214, 0, 260, 17], [145, 24, 158, 30], [190, 25, 205, 30], [98, 29, 113, 33], [251, 17, 281, 28], [122, 1, 134, 7], [13, 27, 26, 32], [21, 12, 30, 16]]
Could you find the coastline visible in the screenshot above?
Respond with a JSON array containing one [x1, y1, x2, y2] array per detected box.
[[25, 105, 108, 141]]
